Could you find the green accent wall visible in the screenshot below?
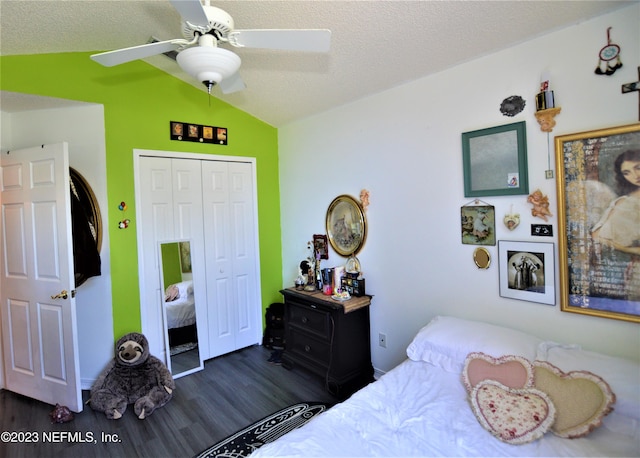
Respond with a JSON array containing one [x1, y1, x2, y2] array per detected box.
[[1, 52, 283, 339], [160, 242, 182, 290]]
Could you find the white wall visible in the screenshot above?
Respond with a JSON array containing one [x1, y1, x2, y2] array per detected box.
[[0, 104, 114, 389], [279, 4, 640, 374]]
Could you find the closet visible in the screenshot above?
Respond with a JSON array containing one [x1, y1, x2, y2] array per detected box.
[[135, 151, 262, 366]]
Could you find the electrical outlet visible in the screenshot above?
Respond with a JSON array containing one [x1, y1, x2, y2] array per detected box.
[[545, 170, 554, 179], [378, 333, 387, 348]]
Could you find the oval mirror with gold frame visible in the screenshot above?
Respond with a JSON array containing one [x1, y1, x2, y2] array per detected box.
[[473, 247, 491, 269], [326, 194, 367, 257]]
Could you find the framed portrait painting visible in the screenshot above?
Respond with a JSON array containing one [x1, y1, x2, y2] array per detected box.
[[325, 195, 367, 256], [555, 123, 640, 323], [498, 240, 555, 305]]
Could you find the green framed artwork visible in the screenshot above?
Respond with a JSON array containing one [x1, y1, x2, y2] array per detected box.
[[462, 121, 529, 197]]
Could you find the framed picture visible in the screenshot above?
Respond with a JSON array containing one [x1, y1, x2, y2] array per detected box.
[[313, 234, 329, 260], [462, 121, 529, 197], [498, 240, 555, 305], [325, 194, 367, 256], [461, 204, 496, 246], [555, 123, 640, 322]]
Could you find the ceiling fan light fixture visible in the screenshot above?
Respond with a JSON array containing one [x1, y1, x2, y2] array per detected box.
[[176, 45, 241, 85]]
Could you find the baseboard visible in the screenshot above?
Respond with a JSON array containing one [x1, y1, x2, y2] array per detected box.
[[81, 378, 96, 391], [373, 367, 386, 380]]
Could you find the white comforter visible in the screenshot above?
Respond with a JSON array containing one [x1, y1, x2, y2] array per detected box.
[[251, 359, 639, 457], [165, 293, 196, 329]]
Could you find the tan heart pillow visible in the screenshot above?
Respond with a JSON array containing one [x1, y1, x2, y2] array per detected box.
[[533, 361, 615, 438], [463, 352, 533, 393], [470, 379, 556, 444]]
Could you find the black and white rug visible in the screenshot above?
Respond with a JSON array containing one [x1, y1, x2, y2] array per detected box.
[[194, 402, 329, 458]]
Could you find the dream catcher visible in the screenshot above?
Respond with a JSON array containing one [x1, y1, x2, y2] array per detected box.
[[595, 27, 622, 76]]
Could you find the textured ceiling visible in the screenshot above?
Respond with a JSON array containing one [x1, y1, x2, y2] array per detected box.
[[0, 0, 632, 126]]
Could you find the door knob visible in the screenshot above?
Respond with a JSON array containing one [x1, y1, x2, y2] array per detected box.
[[51, 290, 69, 300]]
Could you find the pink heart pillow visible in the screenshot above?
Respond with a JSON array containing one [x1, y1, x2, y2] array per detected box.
[[470, 380, 556, 444], [463, 352, 533, 393]]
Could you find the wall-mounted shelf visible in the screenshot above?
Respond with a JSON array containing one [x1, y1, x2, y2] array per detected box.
[[534, 107, 561, 132]]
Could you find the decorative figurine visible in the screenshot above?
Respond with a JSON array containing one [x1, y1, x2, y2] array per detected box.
[[527, 190, 553, 222], [359, 189, 370, 211]]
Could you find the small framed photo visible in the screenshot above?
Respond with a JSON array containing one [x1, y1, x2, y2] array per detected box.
[[461, 204, 496, 246], [313, 234, 329, 260], [498, 240, 555, 305]]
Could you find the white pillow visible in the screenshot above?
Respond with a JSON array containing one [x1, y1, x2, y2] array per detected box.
[[406, 315, 542, 372], [537, 342, 640, 420], [174, 280, 194, 298]]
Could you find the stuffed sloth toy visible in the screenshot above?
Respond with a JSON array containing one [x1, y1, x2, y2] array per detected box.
[[89, 332, 175, 420]]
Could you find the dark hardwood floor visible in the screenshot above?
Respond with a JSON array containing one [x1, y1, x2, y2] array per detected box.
[[0, 345, 338, 458]]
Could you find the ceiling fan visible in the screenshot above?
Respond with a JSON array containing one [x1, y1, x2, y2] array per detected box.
[[91, 0, 331, 94]]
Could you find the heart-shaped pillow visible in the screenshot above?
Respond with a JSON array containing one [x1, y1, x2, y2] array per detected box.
[[463, 352, 533, 393], [533, 361, 615, 438], [470, 380, 556, 444]]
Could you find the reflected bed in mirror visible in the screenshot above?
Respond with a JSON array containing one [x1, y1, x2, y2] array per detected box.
[[159, 240, 203, 378]]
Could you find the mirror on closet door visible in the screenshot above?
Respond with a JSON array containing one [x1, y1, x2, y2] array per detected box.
[[159, 240, 203, 379]]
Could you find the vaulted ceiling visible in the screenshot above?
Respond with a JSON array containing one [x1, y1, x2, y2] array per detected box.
[[0, 0, 632, 126]]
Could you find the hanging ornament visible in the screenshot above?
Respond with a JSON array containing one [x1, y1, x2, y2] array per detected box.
[[595, 27, 622, 76], [118, 201, 130, 229], [503, 205, 520, 231]]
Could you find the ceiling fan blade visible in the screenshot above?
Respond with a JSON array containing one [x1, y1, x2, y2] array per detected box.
[[219, 72, 246, 94], [91, 39, 188, 67], [228, 29, 331, 52], [169, 0, 210, 27]]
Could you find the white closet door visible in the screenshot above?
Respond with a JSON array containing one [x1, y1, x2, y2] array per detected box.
[[170, 158, 208, 358], [201, 161, 260, 357], [138, 157, 175, 358], [228, 162, 260, 350], [138, 157, 204, 359]]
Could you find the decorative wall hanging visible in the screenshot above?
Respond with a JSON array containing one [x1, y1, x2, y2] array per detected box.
[[473, 247, 491, 269], [594, 27, 622, 76], [117, 201, 130, 229], [170, 121, 227, 145], [527, 190, 553, 222], [622, 66, 640, 121], [326, 194, 367, 256], [500, 96, 526, 117], [503, 205, 520, 231], [462, 121, 529, 197], [498, 240, 555, 305], [555, 123, 640, 323], [531, 224, 553, 237], [461, 200, 496, 246], [359, 189, 370, 211]]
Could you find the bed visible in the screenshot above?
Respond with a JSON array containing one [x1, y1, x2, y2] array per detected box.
[[252, 315, 640, 457], [164, 280, 197, 347]]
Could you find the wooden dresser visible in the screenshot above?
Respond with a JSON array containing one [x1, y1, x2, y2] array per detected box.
[[280, 288, 373, 398]]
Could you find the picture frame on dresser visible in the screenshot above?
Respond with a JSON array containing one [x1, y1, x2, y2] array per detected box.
[[555, 123, 640, 323], [462, 121, 529, 197]]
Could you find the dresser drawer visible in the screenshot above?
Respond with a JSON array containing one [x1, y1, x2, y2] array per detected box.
[[287, 328, 331, 367], [287, 301, 331, 339]]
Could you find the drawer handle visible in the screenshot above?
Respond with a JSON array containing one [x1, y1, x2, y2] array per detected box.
[[301, 316, 308, 324], [304, 345, 311, 352]]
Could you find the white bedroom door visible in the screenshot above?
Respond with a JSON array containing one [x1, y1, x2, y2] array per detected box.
[[0, 143, 82, 412]]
